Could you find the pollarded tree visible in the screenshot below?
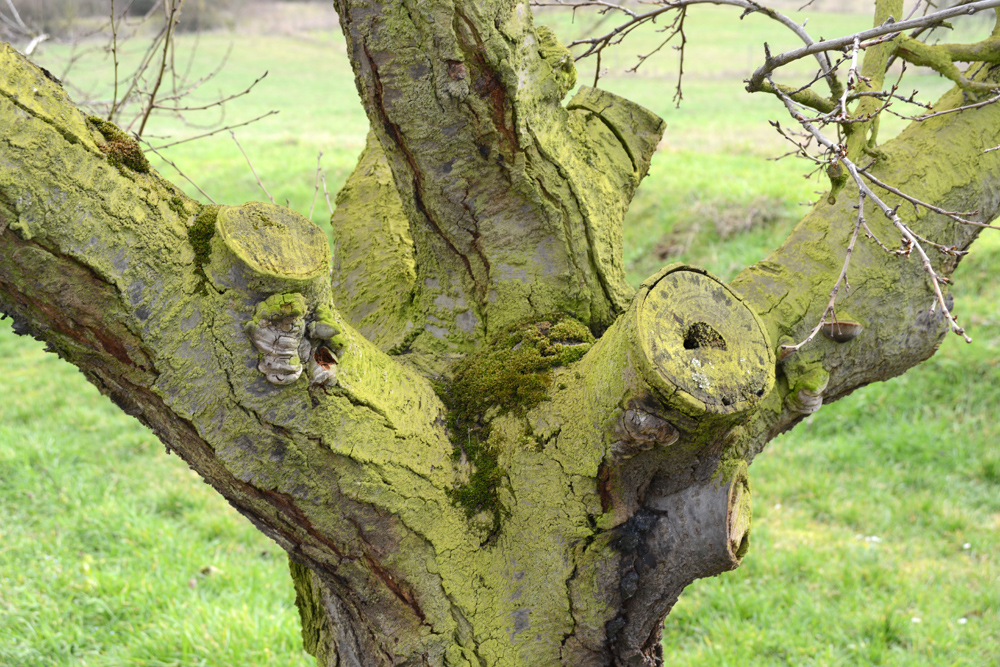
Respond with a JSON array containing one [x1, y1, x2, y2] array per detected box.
[[1, 0, 999, 665]]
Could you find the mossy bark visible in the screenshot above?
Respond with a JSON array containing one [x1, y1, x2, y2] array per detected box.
[[1, 2, 999, 664]]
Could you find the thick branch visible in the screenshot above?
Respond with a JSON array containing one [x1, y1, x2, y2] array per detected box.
[[732, 68, 1000, 458], [332, 0, 663, 356], [0, 42, 466, 663]]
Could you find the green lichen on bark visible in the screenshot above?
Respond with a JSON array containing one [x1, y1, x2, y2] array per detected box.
[[535, 24, 576, 96], [247, 291, 307, 325], [438, 314, 595, 526], [288, 559, 327, 658], [309, 303, 346, 349], [87, 115, 151, 174]]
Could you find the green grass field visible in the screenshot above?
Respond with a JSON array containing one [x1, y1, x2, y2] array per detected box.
[[2, 4, 998, 665]]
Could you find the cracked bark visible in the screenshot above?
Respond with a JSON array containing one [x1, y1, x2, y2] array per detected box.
[[1, 1, 1000, 665]]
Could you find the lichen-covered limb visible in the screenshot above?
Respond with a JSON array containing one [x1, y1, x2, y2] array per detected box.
[[892, 33, 1000, 94], [328, 129, 419, 355], [510, 266, 766, 665], [731, 67, 1000, 457], [333, 0, 664, 356], [840, 0, 903, 160], [756, 79, 837, 114], [888, 3, 1000, 94], [0, 42, 478, 664]]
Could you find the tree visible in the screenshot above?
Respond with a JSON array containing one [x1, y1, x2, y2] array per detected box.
[[1, 0, 999, 665]]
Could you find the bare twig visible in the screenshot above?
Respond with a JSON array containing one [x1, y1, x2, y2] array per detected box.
[[321, 171, 334, 216], [154, 71, 268, 113], [780, 190, 867, 356], [109, 0, 121, 121], [140, 139, 217, 204], [768, 77, 972, 352], [23, 33, 48, 55], [887, 89, 1000, 121], [137, 0, 184, 137], [534, 0, 837, 94], [230, 130, 275, 204], [838, 37, 862, 120], [309, 152, 324, 220], [748, 0, 1000, 92], [146, 110, 279, 150], [2, 0, 29, 35], [857, 169, 998, 229], [847, 89, 932, 110]]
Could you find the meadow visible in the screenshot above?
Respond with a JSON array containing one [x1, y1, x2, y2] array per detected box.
[[1, 3, 997, 665]]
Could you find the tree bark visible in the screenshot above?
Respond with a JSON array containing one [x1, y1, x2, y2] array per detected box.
[[1, 1, 999, 664]]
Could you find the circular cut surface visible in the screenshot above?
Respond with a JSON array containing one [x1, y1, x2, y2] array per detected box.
[[639, 268, 772, 413], [217, 201, 329, 280]]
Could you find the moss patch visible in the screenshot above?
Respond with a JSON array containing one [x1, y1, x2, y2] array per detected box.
[[168, 194, 187, 218], [87, 116, 150, 174], [437, 314, 595, 529], [187, 205, 220, 293]]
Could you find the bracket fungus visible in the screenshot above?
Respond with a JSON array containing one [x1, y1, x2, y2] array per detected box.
[[780, 354, 830, 416], [821, 319, 864, 343], [609, 406, 680, 461], [246, 295, 344, 387], [204, 202, 343, 388]]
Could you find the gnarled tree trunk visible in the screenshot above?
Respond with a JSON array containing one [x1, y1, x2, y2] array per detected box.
[[1, 1, 998, 665]]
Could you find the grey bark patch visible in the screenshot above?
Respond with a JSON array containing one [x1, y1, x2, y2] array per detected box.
[[511, 607, 530, 638]]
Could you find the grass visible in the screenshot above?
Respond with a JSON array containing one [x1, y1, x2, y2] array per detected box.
[[0, 323, 311, 666], [2, 3, 998, 665]]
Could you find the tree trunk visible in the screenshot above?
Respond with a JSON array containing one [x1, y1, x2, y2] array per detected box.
[[1, 1, 999, 664]]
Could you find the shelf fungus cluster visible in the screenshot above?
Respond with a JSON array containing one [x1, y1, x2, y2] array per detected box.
[[779, 346, 831, 416], [246, 293, 344, 387], [609, 406, 680, 462], [193, 201, 343, 389]]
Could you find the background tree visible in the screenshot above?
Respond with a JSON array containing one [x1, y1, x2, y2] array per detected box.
[[1, 0, 999, 665]]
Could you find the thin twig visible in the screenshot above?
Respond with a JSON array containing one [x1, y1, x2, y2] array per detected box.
[[887, 90, 1000, 121], [859, 169, 996, 229], [535, 0, 837, 95], [309, 152, 323, 220], [153, 71, 268, 112], [780, 191, 867, 356], [769, 76, 971, 351], [320, 170, 334, 216], [108, 0, 120, 121], [140, 139, 217, 204], [2, 0, 28, 33], [748, 0, 1000, 92], [23, 33, 47, 55], [230, 130, 275, 204], [146, 110, 278, 150], [137, 0, 184, 137], [839, 37, 861, 120]]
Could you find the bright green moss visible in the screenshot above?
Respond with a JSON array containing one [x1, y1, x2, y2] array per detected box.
[[168, 194, 187, 218], [438, 315, 595, 528], [188, 205, 220, 293], [87, 116, 151, 174]]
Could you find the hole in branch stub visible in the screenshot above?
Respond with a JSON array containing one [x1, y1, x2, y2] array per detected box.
[[683, 322, 727, 351], [314, 346, 337, 369]]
